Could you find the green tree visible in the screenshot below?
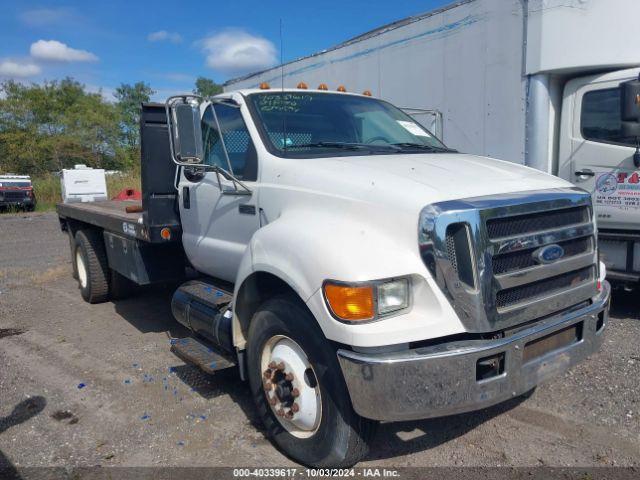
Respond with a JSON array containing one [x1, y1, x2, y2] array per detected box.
[[0, 78, 120, 174], [193, 77, 223, 97], [113, 82, 155, 148]]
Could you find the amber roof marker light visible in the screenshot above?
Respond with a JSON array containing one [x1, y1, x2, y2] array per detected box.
[[362, 90, 372, 96], [297, 82, 308, 89], [259, 82, 271, 90], [337, 85, 347, 92], [318, 83, 329, 91]]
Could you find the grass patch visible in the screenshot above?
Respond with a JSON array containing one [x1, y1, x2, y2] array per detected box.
[[31, 171, 141, 211]]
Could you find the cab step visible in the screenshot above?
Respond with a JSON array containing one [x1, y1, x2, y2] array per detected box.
[[170, 336, 236, 374]]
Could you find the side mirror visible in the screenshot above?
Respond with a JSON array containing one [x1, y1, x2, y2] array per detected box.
[[620, 75, 640, 168], [166, 96, 204, 165], [621, 75, 640, 122]]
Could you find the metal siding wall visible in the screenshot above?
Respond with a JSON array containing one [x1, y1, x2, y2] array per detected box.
[[228, 0, 528, 164]]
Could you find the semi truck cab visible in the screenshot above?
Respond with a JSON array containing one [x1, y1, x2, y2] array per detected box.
[[58, 88, 611, 467]]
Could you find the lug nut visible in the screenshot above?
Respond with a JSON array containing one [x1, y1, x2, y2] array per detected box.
[[276, 362, 285, 371], [269, 396, 277, 406], [263, 381, 272, 391], [291, 403, 300, 413], [285, 373, 294, 382], [285, 410, 294, 419], [263, 369, 272, 379], [268, 361, 277, 369], [291, 388, 300, 398], [277, 408, 285, 417]]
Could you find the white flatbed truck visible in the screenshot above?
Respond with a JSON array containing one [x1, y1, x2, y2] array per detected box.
[[57, 89, 611, 467]]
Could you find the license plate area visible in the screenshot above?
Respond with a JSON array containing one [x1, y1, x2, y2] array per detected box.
[[522, 322, 583, 364]]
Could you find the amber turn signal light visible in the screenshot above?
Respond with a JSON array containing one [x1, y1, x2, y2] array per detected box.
[[324, 283, 374, 321]]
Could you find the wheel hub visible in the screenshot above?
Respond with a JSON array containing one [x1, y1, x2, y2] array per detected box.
[[261, 336, 321, 438]]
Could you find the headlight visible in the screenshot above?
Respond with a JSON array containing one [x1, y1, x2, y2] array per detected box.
[[377, 278, 410, 315], [323, 277, 411, 323]]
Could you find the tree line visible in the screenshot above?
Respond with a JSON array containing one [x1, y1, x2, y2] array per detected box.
[[0, 76, 222, 175]]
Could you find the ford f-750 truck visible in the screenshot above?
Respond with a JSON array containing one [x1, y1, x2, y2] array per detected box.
[[57, 88, 611, 467]]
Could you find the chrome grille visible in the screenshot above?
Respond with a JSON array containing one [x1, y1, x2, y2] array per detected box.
[[419, 188, 599, 332], [492, 236, 593, 275], [486, 206, 590, 239], [495, 266, 594, 311]]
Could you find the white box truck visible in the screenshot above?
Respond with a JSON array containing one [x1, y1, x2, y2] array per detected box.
[[225, 0, 640, 287], [57, 92, 610, 467]]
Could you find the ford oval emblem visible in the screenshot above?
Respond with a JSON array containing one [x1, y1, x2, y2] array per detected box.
[[533, 244, 565, 264]]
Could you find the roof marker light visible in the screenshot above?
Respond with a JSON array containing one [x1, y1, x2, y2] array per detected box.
[[318, 83, 329, 91], [259, 82, 270, 90], [297, 82, 308, 89], [362, 90, 372, 96], [337, 85, 347, 92]]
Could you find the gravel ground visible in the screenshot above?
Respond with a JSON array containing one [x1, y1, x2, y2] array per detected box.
[[0, 212, 638, 469]]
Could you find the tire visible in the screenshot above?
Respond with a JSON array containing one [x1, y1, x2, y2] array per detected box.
[[74, 229, 110, 304], [247, 295, 377, 467], [109, 269, 135, 300]]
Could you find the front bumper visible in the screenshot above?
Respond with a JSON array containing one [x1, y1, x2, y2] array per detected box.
[[337, 281, 611, 422], [0, 198, 35, 207]]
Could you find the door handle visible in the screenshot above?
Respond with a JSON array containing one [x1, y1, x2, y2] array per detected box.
[[182, 186, 190, 209], [574, 170, 595, 178]]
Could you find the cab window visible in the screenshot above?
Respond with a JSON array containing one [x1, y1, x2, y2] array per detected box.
[[201, 104, 258, 181], [581, 88, 635, 147]]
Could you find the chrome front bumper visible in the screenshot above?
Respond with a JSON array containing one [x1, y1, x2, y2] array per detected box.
[[337, 281, 610, 422]]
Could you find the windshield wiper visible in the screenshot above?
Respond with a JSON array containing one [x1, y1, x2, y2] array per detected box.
[[392, 143, 457, 153], [291, 142, 399, 152]]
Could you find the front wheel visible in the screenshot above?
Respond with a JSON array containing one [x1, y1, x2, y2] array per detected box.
[[247, 295, 377, 467]]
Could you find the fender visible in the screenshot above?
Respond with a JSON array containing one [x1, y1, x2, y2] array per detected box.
[[232, 207, 466, 349]]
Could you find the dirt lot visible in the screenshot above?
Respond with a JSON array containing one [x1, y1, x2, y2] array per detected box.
[[0, 212, 639, 469]]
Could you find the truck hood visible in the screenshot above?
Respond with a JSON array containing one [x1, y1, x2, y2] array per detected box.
[[282, 152, 573, 213]]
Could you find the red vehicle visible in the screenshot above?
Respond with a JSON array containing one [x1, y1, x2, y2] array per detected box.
[[0, 175, 36, 211]]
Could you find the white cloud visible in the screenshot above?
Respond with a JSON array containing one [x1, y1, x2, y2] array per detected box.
[[30, 40, 98, 63], [200, 29, 277, 74], [19, 7, 77, 27], [0, 60, 41, 78], [148, 30, 182, 43]]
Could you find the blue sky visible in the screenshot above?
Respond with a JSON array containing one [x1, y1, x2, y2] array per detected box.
[[0, 0, 449, 101]]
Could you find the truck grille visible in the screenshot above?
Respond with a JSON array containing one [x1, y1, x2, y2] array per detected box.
[[419, 189, 598, 332], [492, 236, 592, 275], [3, 191, 26, 200], [486, 206, 590, 239], [495, 266, 594, 310]]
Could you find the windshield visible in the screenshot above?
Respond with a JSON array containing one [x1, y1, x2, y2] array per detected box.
[[0, 181, 31, 188], [247, 92, 452, 158]]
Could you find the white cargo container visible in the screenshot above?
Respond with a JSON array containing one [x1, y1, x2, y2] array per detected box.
[[60, 165, 108, 203], [225, 0, 640, 286]]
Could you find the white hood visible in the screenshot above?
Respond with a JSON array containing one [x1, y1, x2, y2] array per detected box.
[[274, 152, 573, 214]]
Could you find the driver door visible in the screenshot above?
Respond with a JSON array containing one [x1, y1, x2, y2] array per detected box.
[[178, 102, 260, 283]]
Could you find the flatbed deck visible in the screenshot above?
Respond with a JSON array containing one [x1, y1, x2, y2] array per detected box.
[[57, 200, 179, 243]]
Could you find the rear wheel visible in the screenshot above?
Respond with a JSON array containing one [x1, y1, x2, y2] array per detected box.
[[74, 229, 110, 304], [247, 295, 377, 467]]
